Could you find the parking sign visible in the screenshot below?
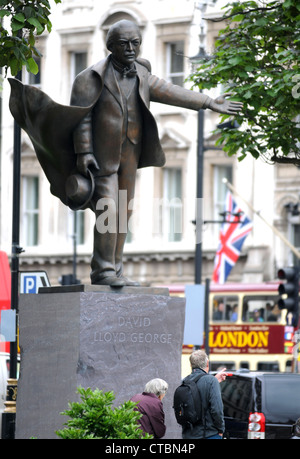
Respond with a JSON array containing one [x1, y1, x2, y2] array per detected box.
[[20, 271, 50, 293]]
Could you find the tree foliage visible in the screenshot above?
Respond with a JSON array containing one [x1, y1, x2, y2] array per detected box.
[[190, 0, 300, 165], [56, 387, 153, 440], [0, 0, 61, 76]]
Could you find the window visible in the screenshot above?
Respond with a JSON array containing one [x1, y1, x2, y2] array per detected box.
[[74, 211, 85, 245], [70, 51, 87, 81], [166, 41, 184, 86], [21, 176, 39, 246], [284, 203, 300, 265], [162, 168, 182, 242], [220, 377, 253, 421], [69, 210, 85, 245], [257, 361, 279, 371], [242, 296, 281, 322], [212, 295, 239, 321], [291, 223, 300, 265], [264, 375, 300, 421], [210, 361, 236, 371], [213, 165, 232, 221], [293, 223, 300, 248], [240, 361, 249, 369]]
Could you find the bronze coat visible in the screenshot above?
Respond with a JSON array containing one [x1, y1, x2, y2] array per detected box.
[[71, 56, 166, 174], [9, 55, 209, 209], [9, 78, 93, 209]]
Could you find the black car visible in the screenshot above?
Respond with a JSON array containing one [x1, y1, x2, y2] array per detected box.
[[220, 370, 300, 439]]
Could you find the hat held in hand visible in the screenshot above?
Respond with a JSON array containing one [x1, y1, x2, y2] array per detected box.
[[65, 168, 95, 210]]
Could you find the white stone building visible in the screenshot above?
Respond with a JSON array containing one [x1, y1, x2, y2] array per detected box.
[[0, 0, 298, 287]]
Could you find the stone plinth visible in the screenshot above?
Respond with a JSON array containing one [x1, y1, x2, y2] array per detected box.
[[15, 286, 185, 439]]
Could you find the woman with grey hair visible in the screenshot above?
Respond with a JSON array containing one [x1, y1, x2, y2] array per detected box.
[[144, 378, 168, 398], [131, 378, 168, 438]]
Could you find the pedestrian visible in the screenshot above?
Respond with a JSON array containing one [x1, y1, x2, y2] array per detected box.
[[130, 378, 168, 438], [182, 350, 225, 439]]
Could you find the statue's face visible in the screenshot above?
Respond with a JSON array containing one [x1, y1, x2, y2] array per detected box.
[[110, 24, 141, 67]]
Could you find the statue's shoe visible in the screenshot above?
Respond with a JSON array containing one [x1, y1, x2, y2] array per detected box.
[[93, 275, 126, 287], [119, 277, 140, 287]]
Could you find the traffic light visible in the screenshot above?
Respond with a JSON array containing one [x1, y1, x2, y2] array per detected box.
[[278, 267, 300, 326]]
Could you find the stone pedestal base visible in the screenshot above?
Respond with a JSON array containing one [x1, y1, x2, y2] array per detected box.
[[15, 286, 185, 439]]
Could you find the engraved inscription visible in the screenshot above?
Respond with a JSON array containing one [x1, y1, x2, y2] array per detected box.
[[93, 315, 173, 344], [118, 316, 151, 328]]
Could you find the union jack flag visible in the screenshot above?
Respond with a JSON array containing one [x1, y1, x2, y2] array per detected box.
[[212, 191, 253, 284]]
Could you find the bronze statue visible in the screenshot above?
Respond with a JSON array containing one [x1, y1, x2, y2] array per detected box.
[[9, 20, 242, 287]]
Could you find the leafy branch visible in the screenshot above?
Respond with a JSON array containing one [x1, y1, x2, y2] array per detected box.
[[0, 0, 61, 76], [208, 1, 279, 22], [190, 0, 300, 165]]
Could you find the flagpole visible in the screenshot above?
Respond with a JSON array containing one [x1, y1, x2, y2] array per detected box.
[[223, 178, 300, 260]]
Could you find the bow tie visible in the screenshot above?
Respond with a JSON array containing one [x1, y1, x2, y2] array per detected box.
[[111, 57, 137, 78]]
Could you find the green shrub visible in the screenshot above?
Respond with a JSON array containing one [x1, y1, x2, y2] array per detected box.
[[56, 387, 152, 439]]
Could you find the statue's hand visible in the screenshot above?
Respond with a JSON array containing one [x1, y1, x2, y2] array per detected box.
[[209, 93, 243, 115], [77, 153, 99, 176]]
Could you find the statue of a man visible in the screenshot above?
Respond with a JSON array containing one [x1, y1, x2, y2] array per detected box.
[[9, 20, 242, 287]]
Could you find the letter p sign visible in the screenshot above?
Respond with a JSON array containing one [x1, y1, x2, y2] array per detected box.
[[24, 276, 36, 293], [20, 271, 50, 294]]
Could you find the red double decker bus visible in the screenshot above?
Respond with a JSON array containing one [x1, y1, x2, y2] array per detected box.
[[168, 283, 295, 376]]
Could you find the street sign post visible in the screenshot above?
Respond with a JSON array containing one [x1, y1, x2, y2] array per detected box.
[[183, 284, 205, 346]]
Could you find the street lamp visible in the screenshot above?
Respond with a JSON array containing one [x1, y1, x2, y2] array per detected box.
[[190, 0, 214, 285], [190, 46, 210, 285], [189, 1, 213, 358]]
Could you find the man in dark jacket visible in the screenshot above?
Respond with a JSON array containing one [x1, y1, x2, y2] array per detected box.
[[182, 350, 226, 439], [131, 378, 168, 438]]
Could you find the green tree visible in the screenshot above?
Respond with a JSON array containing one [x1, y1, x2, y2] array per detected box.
[[56, 387, 153, 440], [190, 0, 300, 165], [0, 0, 61, 76]]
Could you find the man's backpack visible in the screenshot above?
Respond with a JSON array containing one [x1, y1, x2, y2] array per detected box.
[[173, 373, 207, 427]]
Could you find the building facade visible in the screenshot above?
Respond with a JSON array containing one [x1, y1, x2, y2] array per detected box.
[[0, 0, 298, 287]]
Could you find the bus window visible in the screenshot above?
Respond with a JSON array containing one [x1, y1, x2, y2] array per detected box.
[[285, 360, 292, 372], [242, 296, 281, 322], [212, 296, 239, 321], [210, 361, 236, 371], [257, 362, 279, 372], [240, 361, 249, 369]]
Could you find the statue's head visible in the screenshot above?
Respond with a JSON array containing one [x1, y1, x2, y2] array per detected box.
[[106, 20, 142, 67]]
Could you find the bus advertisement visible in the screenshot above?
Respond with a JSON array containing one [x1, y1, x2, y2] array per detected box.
[[168, 283, 296, 376]]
